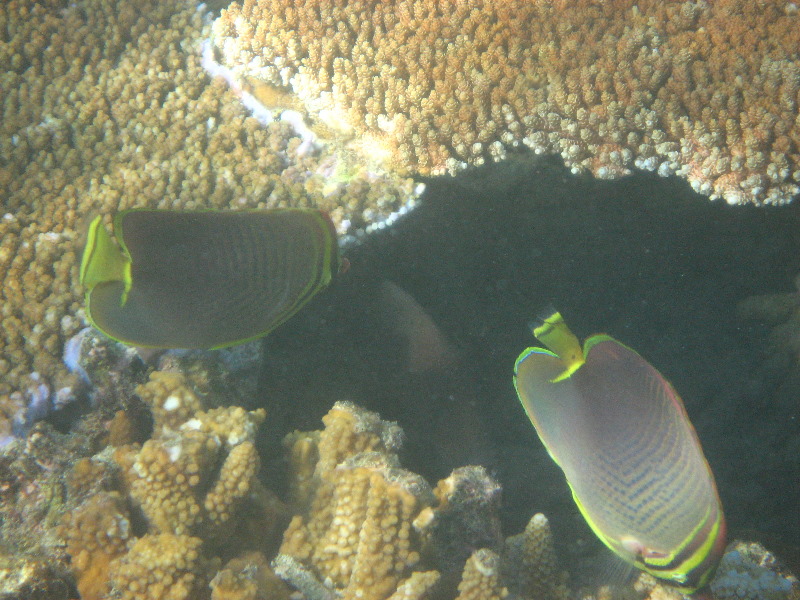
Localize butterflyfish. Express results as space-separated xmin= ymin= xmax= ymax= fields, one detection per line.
xmin=513 ymin=310 xmax=726 ymax=593
xmin=79 ymin=208 xmax=340 ymax=349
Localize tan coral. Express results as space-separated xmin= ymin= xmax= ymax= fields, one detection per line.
xmin=502 ymin=512 xmax=571 ymax=600
xmin=454 ymin=549 xmax=508 ymax=600
xmin=210 ymin=552 xmax=291 ymax=600
xmin=204 ymin=441 xmax=260 ymax=527
xmin=108 ymin=533 xmax=210 ymax=600
xmin=0 ymin=0 xmax=418 ymax=403
xmin=113 ymin=372 xmax=265 ymax=537
xmin=118 ymin=433 xmax=209 ymax=535
xmin=386 ymin=570 xmax=441 ymax=600
xmin=136 ymin=372 xmax=205 ymax=434
xmin=60 ymin=490 xmax=132 ymax=600
xmin=281 ymin=456 xmax=429 ymax=600
xmin=314 ymin=400 xmax=404 ymax=475
xmin=279 ymin=403 xmax=433 ymax=600
xmin=212 ymin=0 xmax=800 ymax=205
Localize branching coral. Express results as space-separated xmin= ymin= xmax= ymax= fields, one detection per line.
xmin=279 ymin=403 xmax=432 ymax=600
xmin=113 ymin=371 xmax=267 ymax=537
xmin=212 ymin=0 xmax=800 ymax=206
xmin=454 ymin=549 xmax=508 ymax=600
xmin=275 ymin=402 xmax=574 ymax=600
xmin=56 ymin=370 xmax=289 ymax=600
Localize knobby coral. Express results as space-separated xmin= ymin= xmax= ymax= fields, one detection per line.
xmin=58 ymin=370 xmax=287 ymax=600
xmin=0 ymin=0 xmax=417 ymax=405
xmin=211 ymin=0 xmax=800 ymax=205
xmin=276 ymin=402 xmax=571 ymax=600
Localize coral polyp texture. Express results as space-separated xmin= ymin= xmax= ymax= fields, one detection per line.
xmin=211 ymin=0 xmax=800 ymax=205
xmin=275 ymin=402 xmax=571 ymax=600
xmin=57 ymin=370 xmax=290 ymax=600
xmin=0 ymin=0 xmax=417 ymax=405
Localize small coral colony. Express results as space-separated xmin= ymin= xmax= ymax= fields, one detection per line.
xmin=1 ymin=0 xmax=798 ymax=599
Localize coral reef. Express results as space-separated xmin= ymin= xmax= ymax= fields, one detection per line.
xmin=2 ymin=368 xmax=799 ymax=600
xmin=54 ymin=370 xmax=288 ymax=600
xmin=0 ymin=0 xmax=418 ymax=403
xmin=113 ymin=371 xmax=269 ymax=538
xmin=274 ymin=401 xmax=570 ymax=600
xmin=0 ymin=552 xmax=74 ymax=600
xmin=710 ymin=541 xmax=800 ymax=600
xmin=211 ymin=0 xmax=800 ymax=206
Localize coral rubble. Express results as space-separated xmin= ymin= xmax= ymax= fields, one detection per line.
xmin=211 ymin=0 xmax=800 ymax=206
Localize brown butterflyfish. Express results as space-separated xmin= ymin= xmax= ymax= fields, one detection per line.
xmin=79 ymin=208 xmax=340 ymax=349
xmin=513 ymin=310 xmax=726 ymax=593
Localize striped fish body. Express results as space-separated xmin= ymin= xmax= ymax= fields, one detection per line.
xmin=80 ymin=208 xmax=339 ymax=349
xmin=514 ymin=315 xmax=725 ymax=592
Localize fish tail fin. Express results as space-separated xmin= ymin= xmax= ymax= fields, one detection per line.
xmin=531 ymin=309 xmax=585 ymax=382
xmin=79 ymin=216 xmax=132 ymax=305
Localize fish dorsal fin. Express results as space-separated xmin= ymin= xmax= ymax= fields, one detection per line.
xmin=531 ymin=310 xmax=585 ymax=382
xmin=79 ymin=216 xmax=132 ymax=305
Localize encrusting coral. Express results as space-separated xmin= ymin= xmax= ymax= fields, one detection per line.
xmin=0 ymin=0 xmax=418 ymax=406
xmin=211 ymin=0 xmax=800 ymax=205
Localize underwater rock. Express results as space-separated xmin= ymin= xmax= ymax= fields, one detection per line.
xmin=63 ymin=327 xmax=147 ymax=407
xmin=210 ymin=552 xmax=292 ymax=600
xmin=155 ymin=341 xmax=264 ymax=411
xmin=0 ymin=552 xmax=74 ymax=600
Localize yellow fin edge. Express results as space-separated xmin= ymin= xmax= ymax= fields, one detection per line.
xmin=531 ymin=310 xmax=585 ymax=382
xmin=79 ymin=215 xmax=132 ymax=306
